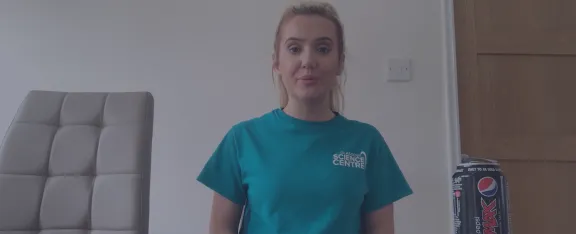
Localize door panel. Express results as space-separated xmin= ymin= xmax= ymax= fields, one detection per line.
xmin=454 ymin=0 xmax=576 ymax=233
xmin=476 ymin=55 xmax=576 ymax=162
xmin=498 ymin=161 xmax=576 ymax=234
xmin=474 ymin=0 xmax=576 ymax=54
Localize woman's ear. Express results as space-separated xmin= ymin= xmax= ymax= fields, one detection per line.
xmin=337 ymin=57 xmax=345 ymax=75
xmin=272 ymin=53 xmax=280 ymax=74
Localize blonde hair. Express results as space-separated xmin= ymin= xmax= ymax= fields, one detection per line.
xmin=273 ymin=1 xmax=346 ymax=113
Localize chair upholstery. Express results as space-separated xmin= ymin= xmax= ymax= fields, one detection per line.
xmin=0 ymin=90 xmax=153 ymax=234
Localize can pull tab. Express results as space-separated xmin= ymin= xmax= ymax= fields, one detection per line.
xmin=460 ymin=154 xmax=499 ymax=164
xmin=460 ymin=154 xmax=471 ymax=163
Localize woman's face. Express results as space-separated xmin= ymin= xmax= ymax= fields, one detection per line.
xmin=274 ymin=15 xmax=342 ymax=105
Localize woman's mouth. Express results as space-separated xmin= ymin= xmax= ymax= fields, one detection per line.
xmin=297 ymin=75 xmax=319 ymax=85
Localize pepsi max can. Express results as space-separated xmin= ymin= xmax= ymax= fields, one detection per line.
xmin=452 ymin=155 xmax=512 ymax=234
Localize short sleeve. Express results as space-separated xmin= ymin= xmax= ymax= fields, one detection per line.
xmin=196 ymin=127 xmax=246 ymax=205
xmin=361 ymin=131 xmax=413 ymax=214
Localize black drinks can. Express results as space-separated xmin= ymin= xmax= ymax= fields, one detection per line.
xmin=452 ymin=155 xmax=512 ymax=234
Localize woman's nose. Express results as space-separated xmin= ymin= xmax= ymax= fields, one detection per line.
xmin=300 ymin=51 xmax=318 ymax=69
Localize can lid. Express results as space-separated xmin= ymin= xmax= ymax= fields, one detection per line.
xmin=459 ymin=154 xmax=499 ymax=166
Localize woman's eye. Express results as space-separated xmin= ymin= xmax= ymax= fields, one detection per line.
xmin=288 ymin=46 xmax=301 ymax=53
xmin=317 ymin=46 xmax=331 ymax=54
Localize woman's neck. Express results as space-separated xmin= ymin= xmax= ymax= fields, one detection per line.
xmin=283 ymin=99 xmax=335 ymax=122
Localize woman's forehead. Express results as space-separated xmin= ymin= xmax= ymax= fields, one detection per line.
xmin=280 ymin=15 xmax=338 ymax=42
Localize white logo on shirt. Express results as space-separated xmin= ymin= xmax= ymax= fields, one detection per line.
xmin=332 ymin=151 xmax=367 ymax=170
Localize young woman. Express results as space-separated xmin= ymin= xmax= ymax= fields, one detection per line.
xmin=197 ymin=2 xmax=413 ymax=234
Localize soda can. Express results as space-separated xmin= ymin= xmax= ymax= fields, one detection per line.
xmin=452 ymin=155 xmax=512 ymax=234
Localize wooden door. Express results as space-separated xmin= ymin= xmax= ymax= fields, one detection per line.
xmin=453 ymin=0 xmax=576 ymax=233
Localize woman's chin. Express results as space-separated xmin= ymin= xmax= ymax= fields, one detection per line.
xmin=294 ymin=90 xmax=329 ymax=103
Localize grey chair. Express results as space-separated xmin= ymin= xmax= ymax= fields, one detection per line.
xmin=0 ymin=90 xmax=153 ymax=234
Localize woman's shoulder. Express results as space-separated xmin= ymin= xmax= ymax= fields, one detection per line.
xmin=339 ymin=118 xmax=392 ymax=150
xmin=227 ymin=109 xmax=277 ymax=132
xmin=341 ymin=117 xmax=383 ymax=136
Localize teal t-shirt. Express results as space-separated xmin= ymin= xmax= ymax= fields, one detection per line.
xmin=197 ymin=109 xmax=413 ymax=234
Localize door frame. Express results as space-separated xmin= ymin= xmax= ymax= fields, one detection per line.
xmin=443 ymin=0 xmax=461 ymax=173
xmin=442 ymin=1 xmax=459 ymax=233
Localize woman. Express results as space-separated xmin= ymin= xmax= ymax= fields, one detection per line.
xmin=197 ymin=2 xmax=413 ymax=234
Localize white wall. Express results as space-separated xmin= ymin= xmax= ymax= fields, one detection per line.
xmin=0 ymin=0 xmax=457 ymax=233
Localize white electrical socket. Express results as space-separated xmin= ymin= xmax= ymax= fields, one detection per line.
xmin=387 ymin=58 xmax=412 ymax=82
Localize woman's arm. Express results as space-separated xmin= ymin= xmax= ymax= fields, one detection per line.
xmin=209 ymin=192 xmax=243 ymax=234
xmin=363 ymin=203 xmax=395 ymax=234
